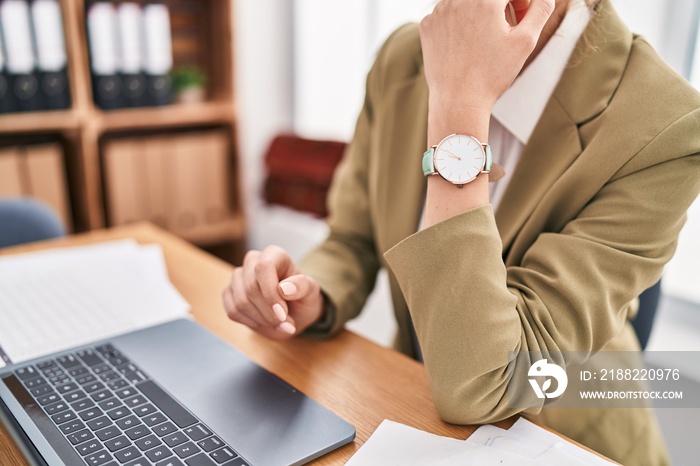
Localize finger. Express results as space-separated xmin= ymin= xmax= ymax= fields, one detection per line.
xmin=242 ymin=255 xmax=281 ymax=325
xmin=278 ymin=274 xmax=320 ymax=302
xmin=222 ymin=286 xmax=259 ymax=329
xmin=231 ymin=267 xmax=269 ymax=328
xmin=515 ymin=0 xmax=554 ymax=39
xmin=255 ymin=246 xmax=296 ymax=321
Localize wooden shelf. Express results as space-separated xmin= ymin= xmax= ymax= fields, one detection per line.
xmin=2 ymin=0 xmax=243 ymax=251
xmin=0 ymin=110 xmax=80 ymax=134
xmin=92 ymin=101 xmax=235 ymax=132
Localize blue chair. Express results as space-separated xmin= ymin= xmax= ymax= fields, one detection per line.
xmin=0 ymin=198 xmax=66 ymax=249
xmin=633 ymin=280 xmax=662 ymax=350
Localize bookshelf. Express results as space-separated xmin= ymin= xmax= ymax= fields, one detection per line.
xmin=0 ymin=0 xmax=244 ymax=250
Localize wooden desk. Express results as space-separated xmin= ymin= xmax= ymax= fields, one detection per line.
xmin=0 ymin=224 xmax=612 ymax=465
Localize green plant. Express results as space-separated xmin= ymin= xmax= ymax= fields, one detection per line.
xmin=171 ymin=65 xmax=207 ymax=92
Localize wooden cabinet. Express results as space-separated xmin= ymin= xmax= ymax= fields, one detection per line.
xmin=0 ymin=143 xmax=73 ymax=230
xmin=0 ymin=0 xmax=244 ymax=248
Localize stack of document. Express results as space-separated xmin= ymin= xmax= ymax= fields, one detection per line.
xmin=348 ymin=418 xmax=616 ymax=465
xmin=0 ymin=240 xmax=189 ymax=368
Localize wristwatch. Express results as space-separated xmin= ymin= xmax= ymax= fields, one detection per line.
xmin=422 ymin=134 xmax=492 ymax=187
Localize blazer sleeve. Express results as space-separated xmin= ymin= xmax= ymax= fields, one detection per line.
xmin=384 ymin=112 xmax=700 ymax=424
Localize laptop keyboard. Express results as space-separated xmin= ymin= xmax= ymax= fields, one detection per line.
xmin=13 ymin=344 xmax=249 ymax=466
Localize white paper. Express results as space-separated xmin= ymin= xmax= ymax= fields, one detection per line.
xmin=508 ymin=418 xmax=615 ymax=465
xmin=348 ymin=418 xmax=616 ymax=465
xmin=0 ymin=240 xmax=189 ymax=364
xmin=347 ymin=420 xmax=541 ymax=466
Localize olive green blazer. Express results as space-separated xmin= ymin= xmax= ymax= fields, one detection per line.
xmin=300 ymin=1 xmax=700 ymax=464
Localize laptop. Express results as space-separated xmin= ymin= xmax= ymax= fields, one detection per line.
xmin=0 ymin=319 xmax=356 ymax=466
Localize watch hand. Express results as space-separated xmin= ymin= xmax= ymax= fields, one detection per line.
xmin=443 ymin=149 xmax=462 ymax=160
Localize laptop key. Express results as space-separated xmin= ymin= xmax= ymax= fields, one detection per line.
xmin=197 ymin=436 xmax=223 ymax=452
xmin=125 ymin=425 xmax=151 ymax=441
xmin=224 ymin=459 xmax=249 ymax=466
xmin=116 ymin=387 xmax=138 ymax=399
xmin=184 ymin=424 xmax=212 ymax=442
xmin=99 ymin=398 xmax=123 ymax=411
xmin=107 ymin=406 xmax=130 ymax=420
xmin=56 ymin=382 xmax=79 ymax=394
xmin=71 ymin=398 xmax=96 ymax=412
xmin=104 ymin=434 xmax=131 ymax=452
xmin=116 ymin=415 xmax=141 ymax=430
xmin=76 ymin=374 xmax=97 ymax=385
xmin=36 ymin=391 xmax=60 ymax=405
xmin=108 ymin=378 xmax=129 ymax=391
xmin=87 ymin=416 xmax=112 ymax=431
xmin=163 ymin=432 xmax=188 ymax=447
xmin=137 ymin=381 xmax=197 ymax=428
xmin=114 ymin=446 xmax=142 ymax=463
xmin=67 ymin=428 xmax=95 ymax=445
xmin=93 ymin=364 xmax=112 ymax=374
xmin=146 ymin=445 xmax=173 ymax=462
xmin=76 ymin=439 xmax=103 ymax=456
xmin=124 ymin=395 xmax=147 ymax=408
xmin=156 ymin=458 xmax=185 ymax=466
xmin=44 ymin=400 xmax=69 ymax=415
xmin=153 ymin=421 xmax=178 ymax=437
xmin=134 ymin=434 xmax=162 ymax=451
xmin=92 ymin=389 xmax=112 ymax=402
xmin=77 ymin=349 xmax=104 ymax=366
xmin=64 ymin=389 xmax=88 ymax=402
xmin=57 ymin=354 xmax=81 ymax=369
xmin=124 ymin=458 xmax=149 ymax=466
xmin=85 ymin=382 xmax=106 ymax=394
xmin=133 ymin=403 xmax=157 ymax=417
xmin=15 ymin=366 xmax=37 ymax=380
xmin=184 ymin=453 xmax=216 ymax=466
xmin=96 ymin=425 xmax=121 ymax=441
xmin=209 ymin=447 xmax=237 ymax=464
xmin=69 ymin=366 xmax=89 ymax=377
xmin=23 ymin=376 xmax=46 ymax=388
xmin=37 ymin=360 xmax=55 ymax=370
xmin=31 ymin=385 xmax=52 ymax=397
xmin=143 ymin=412 xmax=167 ymax=427
xmin=79 ymin=408 xmax=102 ymax=421
xmin=51 ymin=410 xmax=77 ymax=425
xmin=100 ymin=371 xmax=123 ymax=383
xmin=173 ymin=441 xmax=198 ymax=459
xmin=59 ymin=419 xmax=85 ymax=434
xmin=85 ymin=449 xmax=113 ymax=466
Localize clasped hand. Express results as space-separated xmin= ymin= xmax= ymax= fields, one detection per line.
xmin=420 ymin=0 xmax=555 ymax=116
xmin=222 ymin=246 xmax=324 ymax=341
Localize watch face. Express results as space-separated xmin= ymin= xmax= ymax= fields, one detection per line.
xmin=434 ymin=134 xmax=485 ymax=185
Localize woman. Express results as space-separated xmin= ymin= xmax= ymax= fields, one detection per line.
xmin=223 ymin=0 xmax=700 ymax=463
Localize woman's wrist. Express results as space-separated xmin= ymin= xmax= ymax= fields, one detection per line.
xmin=427 ymin=99 xmax=492 ymax=146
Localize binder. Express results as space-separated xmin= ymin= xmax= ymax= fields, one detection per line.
xmin=30 ymin=0 xmax=70 ymax=110
xmin=24 ymin=143 xmax=72 ymax=230
xmin=117 ymin=2 xmax=146 ymax=107
xmin=0 ymin=23 xmax=18 ymax=113
xmin=0 ymin=0 xmax=43 ymax=112
xmin=142 ymin=3 xmax=172 ymax=106
xmin=86 ymin=2 xmax=124 ymax=109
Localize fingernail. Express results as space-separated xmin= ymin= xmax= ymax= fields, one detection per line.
xmin=280 ymin=281 xmax=297 ymax=296
xmin=278 ymin=322 xmax=296 ymax=335
xmin=272 ymin=303 xmax=287 ymax=322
